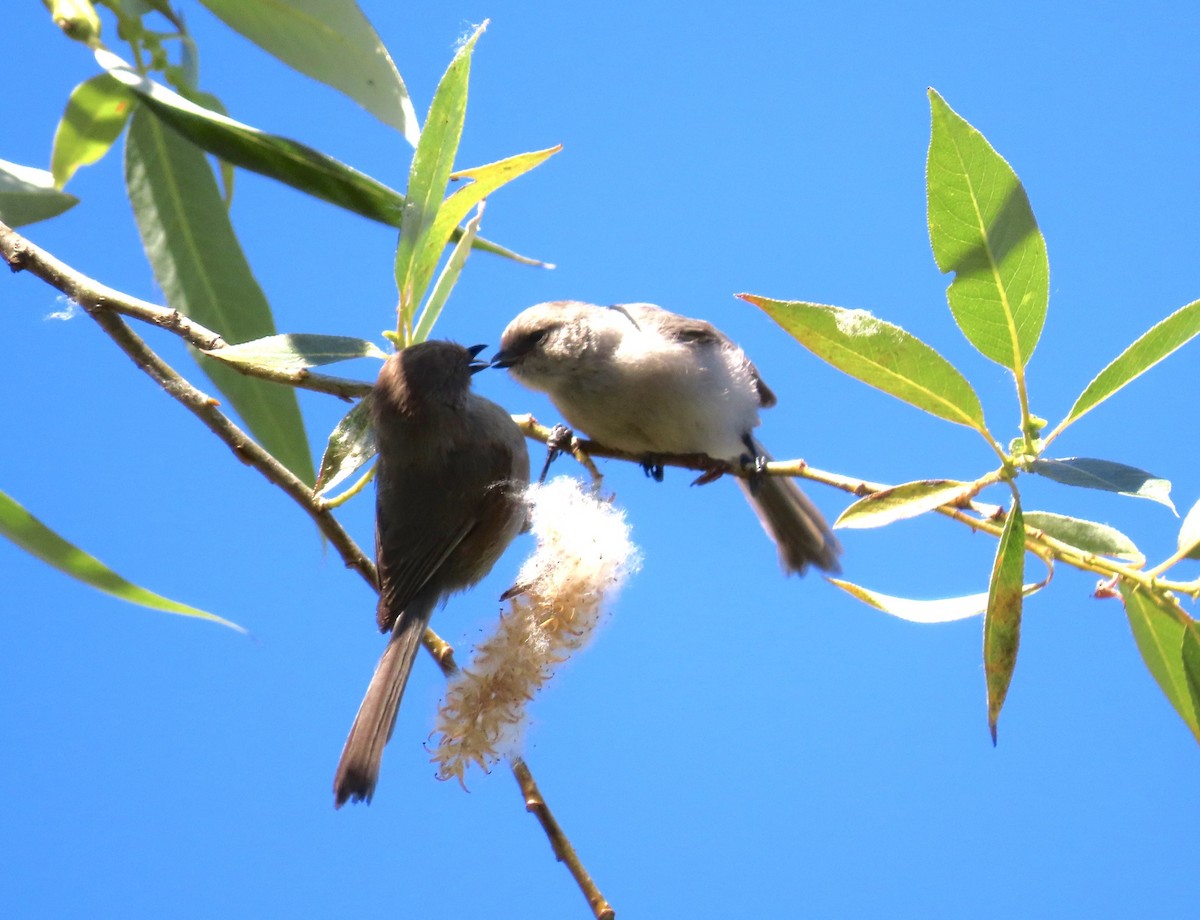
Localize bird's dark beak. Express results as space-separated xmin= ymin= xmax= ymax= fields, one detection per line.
xmin=467 ymin=343 xmax=489 ymax=374
xmin=490 ymin=348 xmax=516 ymax=369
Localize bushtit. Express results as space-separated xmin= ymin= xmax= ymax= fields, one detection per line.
xmin=333 ymin=341 xmax=530 ymax=807
xmin=493 ymin=301 xmax=839 ymax=575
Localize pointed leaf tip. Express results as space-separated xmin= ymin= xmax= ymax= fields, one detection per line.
xmin=927 ymin=91 xmax=1048 ymax=371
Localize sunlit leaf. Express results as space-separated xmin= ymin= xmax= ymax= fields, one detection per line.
xmin=96 ymin=48 xmax=540 ymax=266
xmin=206 ymin=333 xmax=387 ymax=372
xmin=316 ymin=397 xmax=377 ymax=497
xmin=741 ymin=297 xmax=987 ymax=432
xmin=984 ymin=503 xmax=1026 ymax=743
xmin=395 ymin=22 xmax=484 ymax=331
xmin=0 ymin=487 xmax=241 ymax=630
xmin=1178 ymin=498 xmax=1200 ymax=561
xmin=927 ymin=89 xmax=1048 ymax=371
xmin=1022 ymin=510 xmax=1141 ymax=560
xmin=1029 ymin=457 xmax=1174 ymax=512
xmin=125 ymin=106 xmax=315 ymax=485
xmin=412 ymin=203 xmax=484 ymax=343
xmin=51 ymin=73 xmax=134 ymax=188
xmin=830 ymin=577 xmax=1045 ymax=624
xmin=835 ymin=479 xmax=971 ymax=530
xmin=1057 ymin=299 xmax=1200 ymax=435
xmin=0 ymin=158 xmax=79 ymax=227
xmin=197 ymin=0 xmax=420 ymax=144
xmin=1120 ymin=582 xmax=1200 ymax=743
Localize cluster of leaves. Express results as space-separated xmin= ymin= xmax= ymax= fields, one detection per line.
xmin=1 ymin=1 xmax=555 ymax=624
xmin=743 ymin=90 xmax=1200 ymax=742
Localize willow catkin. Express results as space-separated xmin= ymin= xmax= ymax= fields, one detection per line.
xmin=431 ymin=477 xmax=640 ymax=785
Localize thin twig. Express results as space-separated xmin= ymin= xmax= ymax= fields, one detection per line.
xmin=511 ymin=758 xmax=615 ymax=920
xmin=0 ymin=222 xmax=370 ymax=400
xmin=2 ymin=231 xmax=377 ymax=587
xmin=513 ymin=414 xmax=1200 ymax=599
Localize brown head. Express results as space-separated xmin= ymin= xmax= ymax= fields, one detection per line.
xmin=373 ymin=341 xmax=488 ymax=419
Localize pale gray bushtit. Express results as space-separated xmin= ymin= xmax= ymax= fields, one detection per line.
xmin=333 ymin=341 xmax=530 ymax=807
xmin=493 ymin=301 xmax=840 ymax=575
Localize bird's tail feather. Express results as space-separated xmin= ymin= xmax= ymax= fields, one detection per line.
xmin=333 ymin=608 xmax=431 ymax=807
xmin=737 ymin=438 xmax=841 ymax=575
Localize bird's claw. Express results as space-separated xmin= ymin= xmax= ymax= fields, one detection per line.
xmin=538 ymin=424 xmax=575 ymax=483
xmin=641 ymin=460 xmax=665 ymax=482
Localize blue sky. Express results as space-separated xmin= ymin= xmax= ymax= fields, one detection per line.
xmin=2 ymin=2 xmax=1197 ymax=918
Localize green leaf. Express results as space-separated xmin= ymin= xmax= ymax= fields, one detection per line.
xmin=0 ymin=158 xmax=79 ymax=227
xmin=1120 ymin=583 xmax=1200 ymax=743
xmin=96 ymin=48 xmax=541 ymax=267
xmin=425 ymin=146 xmax=561 ymax=278
xmin=412 ymin=202 xmax=484 ymax=343
xmin=984 ymin=502 xmax=1026 ymax=743
xmin=1178 ymin=498 xmax=1200 ymax=561
xmin=835 ymin=479 xmax=971 ymax=530
xmin=1029 ymin=457 xmax=1174 ymax=512
xmin=125 ymin=106 xmax=315 ymax=486
xmin=51 ymin=73 xmax=135 ymax=188
xmin=927 ymin=89 xmax=1048 ymax=371
xmin=1183 ymin=625 xmax=1200 ymax=731
xmin=740 ymin=296 xmax=987 ymax=432
xmin=197 ymin=0 xmax=419 ymax=145
xmin=1022 ymin=511 xmax=1141 ymax=560
xmin=207 ymin=333 xmax=387 ymax=372
xmin=1056 ymin=299 xmax=1200 ymax=435
xmin=316 ymin=397 xmax=377 ymax=497
xmin=0 ymin=487 xmax=241 ymax=630
xmin=187 ymin=89 xmax=236 ymax=206
xmin=395 ymin=22 xmax=485 ymax=331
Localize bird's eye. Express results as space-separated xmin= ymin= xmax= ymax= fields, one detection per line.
xmin=523 ymin=327 xmax=551 ymax=349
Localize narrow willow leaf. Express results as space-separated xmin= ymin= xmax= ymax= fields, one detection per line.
xmin=835 ymin=479 xmax=971 ymax=530
xmin=1029 ymin=457 xmax=1174 ymax=512
xmin=1022 ymin=510 xmax=1141 ymax=560
xmin=829 ymin=577 xmax=1042 ymax=624
xmin=984 ymin=503 xmax=1026 ymax=743
xmin=188 ymin=89 xmax=236 ymax=206
xmin=207 ymin=334 xmax=387 ymax=372
xmin=0 ymin=158 xmax=79 ymax=227
xmin=51 ymin=73 xmax=134 ymax=188
xmin=1179 ymin=498 xmax=1200 ymax=561
xmin=0 ymin=488 xmax=242 ymax=631
xmin=395 ymin=22 xmax=484 ymax=329
xmin=422 ymin=146 xmax=562 ymax=284
xmin=412 ymin=203 xmax=484 ymax=343
xmin=927 ymin=89 xmax=1048 ymax=371
xmin=125 ymin=107 xmax=315 ymax=486
xmin=1183 ymin=625 xmax=1200 ymax=733
xmin=1120 ymin=583 xmax=1200 ymax=742
xmin=96 ymin=48 xmax=539 ymax=266
xmin=741 ymin=296 xmax=987 ymax=432
xmin=1058 ymin=299 xmax=1200 ymax=435
xmin=197 ymin=0 xmax=420 ymax=145
xmin=316 ymin=397 xmax=377 ymax=497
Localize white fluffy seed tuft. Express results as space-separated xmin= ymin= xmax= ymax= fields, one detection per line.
xmin=431 ymin=477 xmax=640 ymax=785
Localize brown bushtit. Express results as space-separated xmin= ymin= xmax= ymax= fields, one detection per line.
xmin=493 ymin=301 xmax=839 ymax=575
xmin=333 ymin=341 xmax=530 ymax=807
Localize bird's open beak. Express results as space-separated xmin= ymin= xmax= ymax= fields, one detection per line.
xmin=467 ymin=343 xmax=489 ymax=374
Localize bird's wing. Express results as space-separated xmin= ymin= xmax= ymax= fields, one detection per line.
xmin=622 ymin=303 xmax=778 ymax=409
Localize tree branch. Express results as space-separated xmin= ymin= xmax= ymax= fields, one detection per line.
xmin=1 ymin=219 xmax=614 ymax=916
